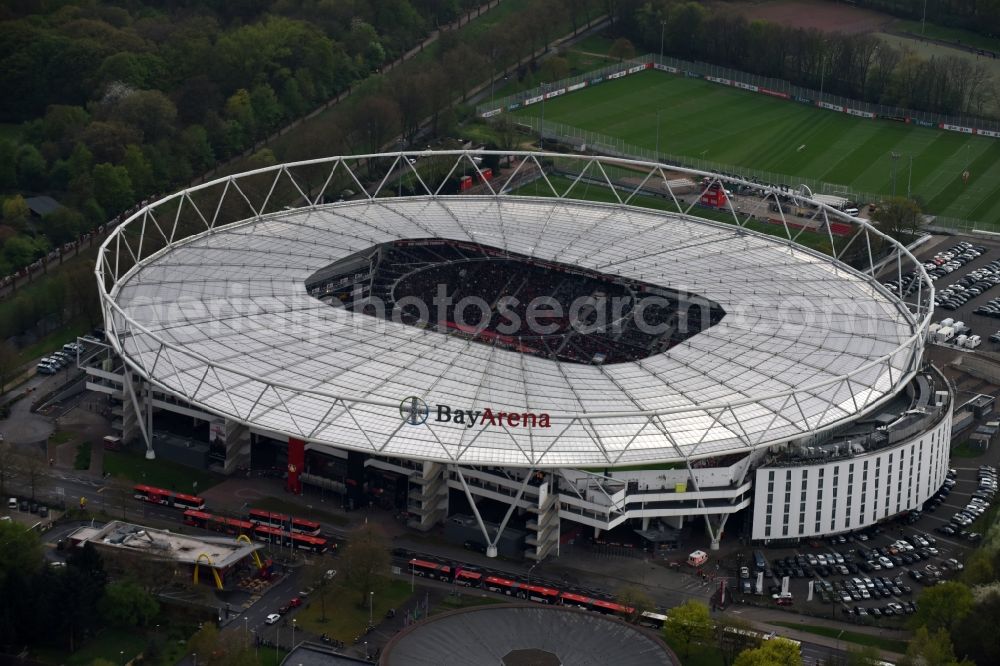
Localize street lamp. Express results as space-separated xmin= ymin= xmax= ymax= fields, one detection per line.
xmin=655 ymin=109 xmax=662 ymax=162
xmin=119 ymin=650 xmax=124 ymax=666
xmin=659 ymin=21 xmax=666 ymax=60
xmin=369 ymin=591 xmax=374 ymax=626
xmin=292 ymin=618 xmax=296 ymax=648
xmin=244 ymin=617 xmax=249 ymax=647
xmin=539 ymin=83 xmax=550 ymax=151
xmin=192 ymin=653 xmax=197 ymax=666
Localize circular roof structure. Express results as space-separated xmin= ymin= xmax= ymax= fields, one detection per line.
xmin=99 ymin=152 xmax=931 ymax=468
xmin=378 ymin=604 xmax=677 ymax=666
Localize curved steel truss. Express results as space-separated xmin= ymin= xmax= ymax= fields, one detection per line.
xmin=97 ymin=151 xmax=932 ymax=468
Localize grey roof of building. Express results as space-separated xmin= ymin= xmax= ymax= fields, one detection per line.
xmin=380 ymin=604 xmax=677 ymax=666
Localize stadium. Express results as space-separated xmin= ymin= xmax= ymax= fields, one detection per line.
xmin=84 ymin=151 xmax=950 ymax=561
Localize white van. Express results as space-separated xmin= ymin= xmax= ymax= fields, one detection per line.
xmin=955 ymin=335 xmax=968 ymax=347
xmin=687 ymin=550 xmax=709 ymax=567
xmin=8 ymin=497 xmax=17 ymax=510
xmin=843 ymin=207 xmax=860 ymax=217
xmin=965 ymin=335 xmax=982 ymax=349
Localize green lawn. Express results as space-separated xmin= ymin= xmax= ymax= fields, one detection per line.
xmin=766 ymin=621 xmax=909 ymax=653
xmin=951 ymin=440 xmax=988 ymax=458
xmin=32 ymin=627 xmax=148 ymax=666
xmin=253 ymin=495 xmax=349 ymax=527
xmin=103 ymin=448 xmax=224 ymax=493
xmin=73 ymin=440 xmax=92 ymax=471
xmin=892 ymin=19 xmax=1000 ymax=53
xmin=511 ymin=69 xmax=1000 ymax=227
xmin=50 ymin=430 xmax=73 ymax=445
xmin=662 ymin=636 xmax=724 ymax=666
xmin=296 ymin=579 xmax=414 ymax=642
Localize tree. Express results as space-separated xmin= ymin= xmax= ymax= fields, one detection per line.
xmin=0 ymin=340 xmax=18 ymax=392
xmin=662 ymin=599 xmax=712 ymax=658
xmin=91 ymin=163 xmax=134 ymax=217
xmin=0 ymin=140 xmax=16 ymax=190
xmin=910 ymin=581 xmax=973 ymax=634
xmin=99 ymin=579 xmax=159 ymax=627
xmin=951 ymin=584 xmax=1000 ymax=666
xmin=0 ymin=520 xmax=43 ymax=588
xmin=616 ymin=585 xmax=654 ymax=623
xmin=187 ymin=620 xmax=255 ymax=666
xmin=349 ymin=94 xmax=401 ymax=156
xmin=715 ymin=616 xmax=760 ymax=666
xmin=540 ymin=56 xmax=570 ymax=83
xmin=43 ymin=207 xmax=85 ymax=246
xmin=110 ymin=90 xmax=178 ymax=143
xmin=340 ymin=523 xmax=390 ymax=607
xmin=961 ymin=550 xmax=995 ymax=585
xmin=16 ymin=144 xmax=47 ymax=190
xmin=846 ymin=644 xmax=885 ymax=666
xmin=0 ymin=440 xmax=17 ymax=498
xmin=899 ymin=626 xmax=973 ymax=666
xmin=733 ymin=638 xmax=802 ymax=666
xmin=56 ymin=542 xmax=108 ymax=651
xmin=609 ymin=37 xmax=636 ymax=62
xmin=306 ymin=561 xmax=334 ymax=621
xmin=250 ymin=83 xmax=282 ymax=133
xmin=13 ymin=449 xmax=49 ymax=501
xmin=872 ymin=196 xmax=923 ymax=242
xmin=2 ymin=194 xmax=30 ymax=225
xmin=122 ymin=144 xmax=154 ymax=196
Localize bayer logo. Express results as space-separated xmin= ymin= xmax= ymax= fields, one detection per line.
xmin=400 ymin=396 xmax=430 ymax=425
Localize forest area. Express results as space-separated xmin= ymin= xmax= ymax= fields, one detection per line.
xmin=0 ymin=0 xmax=602 ymax=347
xmin=608 ymin=0 xmax=998 ymax=120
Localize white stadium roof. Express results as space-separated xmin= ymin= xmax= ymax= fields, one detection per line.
xmin=100 ymin=152 xmax=930 ymax=468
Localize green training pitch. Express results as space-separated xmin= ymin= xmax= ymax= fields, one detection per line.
xmin=512 ymin=69 xmax=1000 ymax=227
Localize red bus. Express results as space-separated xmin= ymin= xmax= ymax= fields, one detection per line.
xmin=248 ymin=508 xmax=289 ymax=529
xmin=557 ymin=592 xmax=631 ymax=616
xmin=133 ymin=484 xmax=206 ymax=510
xmin=591 ymin=598 xmax=632 ymax=616
xmin=182 ymin=510 xmax=253 ymax=536
xmin=454 ymin=569 xmax=483 ymax=587
xmin=409 ymin=559 xmax=452 ymax=581
xmin=248 ymin=509 xmax=322 ymax=536
xmin=252 ymin=525 xmax=329 ymax=554
xmin=520 ymin=583 xmax=560 ymax=604
xmin=483 ymin=575 xmax=520 ymax=596
xmin=559 ymin=592 xmax=591 ymax=609
xmin=291 ymin=516 xmax=321 ymax=536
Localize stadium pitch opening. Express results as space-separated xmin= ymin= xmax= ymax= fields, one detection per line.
xmin=306 ymin=237 xmax=726 ymax=365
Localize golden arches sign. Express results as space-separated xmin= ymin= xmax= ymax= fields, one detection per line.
xmin=193 ymin=552 xmax=223 ymax=590
xmin=236 ymin=534 xmax=264 ymax=569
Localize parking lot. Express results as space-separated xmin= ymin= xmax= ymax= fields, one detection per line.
xmin=889 ymin=234 xmax=1000 ymax=348
xmin=739 ymin=463 xmax=996 ymax=625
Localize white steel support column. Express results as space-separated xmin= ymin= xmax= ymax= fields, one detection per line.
xmin=711 ymin=457 xmax=756 ymax=549
xmin=122 ymin=371 xmax=154 ymax=459
xmin=145 ymin=382 xmax=153 ymax=453
xmin=683 ymin=459 xmax=720 ymax=549
xmin=455 ymin=467 xmax=536 ymax=558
